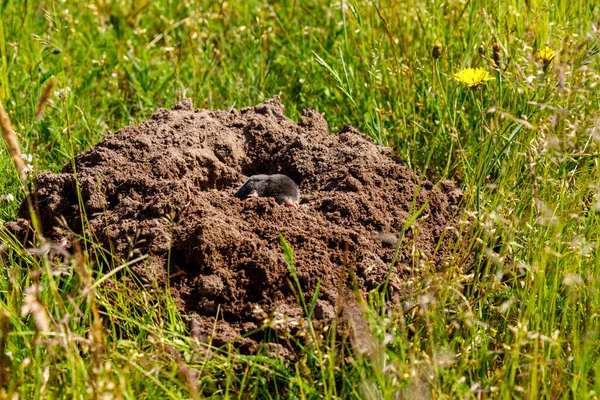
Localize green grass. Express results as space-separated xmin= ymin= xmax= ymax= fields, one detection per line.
xmin=1 ymin=0 xmax=599 ymax=397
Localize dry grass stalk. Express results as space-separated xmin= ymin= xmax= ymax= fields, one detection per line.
xmin=162 ymin=341 xmax=200 ymax=399
xmin=0 ymin=311 xmax=10 ymax=389
xmin=35 ymin=77 xmax=56 ymax=120
xmin=73 ymin=241 xmax=92 ymax=298
xmin=20 ymin=284 xmax=50 ymax=334
xmin=0 ymin=101 xmax=26 ymax=180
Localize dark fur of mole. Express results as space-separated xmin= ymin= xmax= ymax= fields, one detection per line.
xmin=234 ymin=174 xmax=300 ymax=206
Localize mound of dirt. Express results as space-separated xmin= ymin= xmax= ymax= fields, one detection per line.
xmin=6 ymin=97 xmax=462 ymax=351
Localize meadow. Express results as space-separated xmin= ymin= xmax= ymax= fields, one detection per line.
xmin=0 ymin=0 xmax=599 ymax=398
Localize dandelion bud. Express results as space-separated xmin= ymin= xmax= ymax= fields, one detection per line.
xmin=432 ymin=42 xmax=443 ymax=60
xmin=492 ymin=42 xmax=502 ymax=67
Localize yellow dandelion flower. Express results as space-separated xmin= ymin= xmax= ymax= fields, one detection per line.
xmin=454 ymin=68 xmax=493 ymax=88
xmin=539 ymin=46 xmax=556 ymax=64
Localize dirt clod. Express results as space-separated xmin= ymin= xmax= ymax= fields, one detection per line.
xmin=6 ymin=97 xmax=462 ymax=349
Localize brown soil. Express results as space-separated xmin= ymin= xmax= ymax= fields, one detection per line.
xmin=6 ymin=97 xmax=462 ymax=351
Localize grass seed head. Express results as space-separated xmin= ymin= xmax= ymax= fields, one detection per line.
xmin=0 ymin=102 xmax=26 ymax=180
xmin=35 ymin=77 xmax=57 ymax=120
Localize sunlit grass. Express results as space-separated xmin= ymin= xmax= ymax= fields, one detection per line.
xmin=0 ymin=0 xmax=599 ymax=398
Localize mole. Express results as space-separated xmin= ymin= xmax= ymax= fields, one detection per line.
xmin=234 ymin=174 xmax=300 ymax=207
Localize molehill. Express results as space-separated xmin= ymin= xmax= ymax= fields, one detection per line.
xmin=5 ymin=97 xmax=463 ymax=351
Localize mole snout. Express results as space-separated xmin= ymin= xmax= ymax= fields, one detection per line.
xmin=234 ymin=174 xmax=300 ymax=207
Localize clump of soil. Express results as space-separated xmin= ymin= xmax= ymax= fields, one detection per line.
xmin=6 ymin=97 xmax=462 ymax=350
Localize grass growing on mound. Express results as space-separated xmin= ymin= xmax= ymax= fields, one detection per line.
xmin=0 ymin=0 xmax=599 ymax=398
